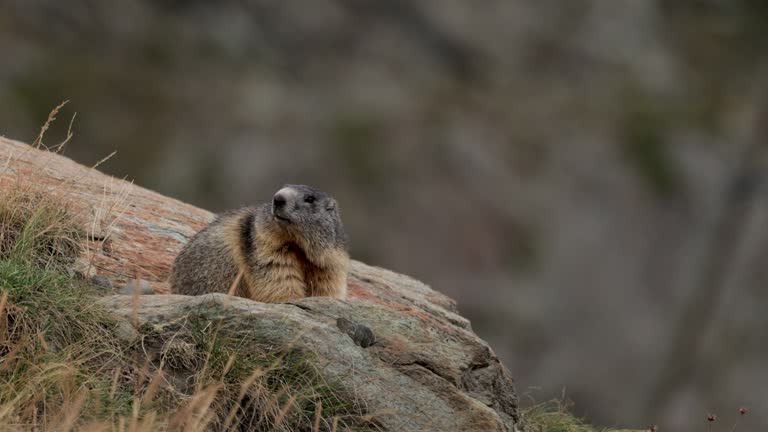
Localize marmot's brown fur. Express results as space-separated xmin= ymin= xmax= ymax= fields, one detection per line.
xmin=169 ymin=185 xmax=349 ymax=302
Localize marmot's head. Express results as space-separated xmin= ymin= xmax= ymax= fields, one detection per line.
xmin=271 ymin=184 xmax=348 ymax=254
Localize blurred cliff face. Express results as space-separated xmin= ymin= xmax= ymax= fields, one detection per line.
xmin=2 ymin=0 xmax=768 ymax=430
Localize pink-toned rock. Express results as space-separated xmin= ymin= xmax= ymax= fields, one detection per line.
xmin=0 ymin=137 xmax=519 ymax=431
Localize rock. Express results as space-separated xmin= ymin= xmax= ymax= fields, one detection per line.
xmin=112 ymin=319 xmax=138 ymax=343
xmin=90 ymin=274 xmax=113 ymax=291
xmin=71 ymin=257 xmax=97 ymax=279
xmin=101 ymin=290 xmax=518 ymax=431
xmin=336 ymin=317 xmax=376 ymax=348
xmin=118 ymin=278 xmax=155 ymax=295
xmin=0 ymin=137 xmax=519 ymax=431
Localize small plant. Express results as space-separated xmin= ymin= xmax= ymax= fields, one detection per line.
xmin=703 ymin=407 xmax=748 ymax=432
xmin=521 ymin=399 xmax=599 ymax=432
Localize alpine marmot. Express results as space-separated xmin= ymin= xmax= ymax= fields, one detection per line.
xmin=168 ymin=184 xmax=349 ymax=302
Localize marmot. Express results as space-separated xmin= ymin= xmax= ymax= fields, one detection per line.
xmin=169 ymin=185 xmax=349 ymax=302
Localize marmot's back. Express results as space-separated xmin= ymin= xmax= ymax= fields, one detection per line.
xmin=169 ymin=210 xmax=248 ymax=297
xmin=169 ymin=185 xmax=349 ymax=302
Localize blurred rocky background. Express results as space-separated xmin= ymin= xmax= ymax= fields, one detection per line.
xmin=1 ymin=0 xmax=767 ymax=430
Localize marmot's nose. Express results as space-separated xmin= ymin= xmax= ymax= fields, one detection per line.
xmin=273 ymin=193 xmax=287 ymax=208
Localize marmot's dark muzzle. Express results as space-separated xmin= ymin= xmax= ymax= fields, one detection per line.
xmin=272 ymin=190 xmax=292 ymax=222
xmin=273 ymin=194 xmax=286 ymax=209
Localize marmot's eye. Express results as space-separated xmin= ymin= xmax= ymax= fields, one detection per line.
xmin=304 ymin=195 xmax=316 ymax=204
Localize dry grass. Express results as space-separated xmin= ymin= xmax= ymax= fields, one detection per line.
xmin=522 ymin=399 xmax=667 ymax=432
xmin=521 ymin=400 xmax=604 ymax=432
xmin=0 ymin=189 xmax=128 ymax=431
xmin=0 ymin=190 xmax=84 ymax=271
xmin=0 ymin=105 xmax=373 ymax=431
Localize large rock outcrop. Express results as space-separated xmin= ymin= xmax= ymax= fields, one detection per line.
xmin=0 ymin=137 xmax=519 ymax=431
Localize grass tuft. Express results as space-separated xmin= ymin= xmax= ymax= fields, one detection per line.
xmin=522 ymin=400 xmax=601 ymax=432
xmin=0 ymin=190 xmax=84 ymax=272
xmin=0 ymin=187 xmax=129 ymax=429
